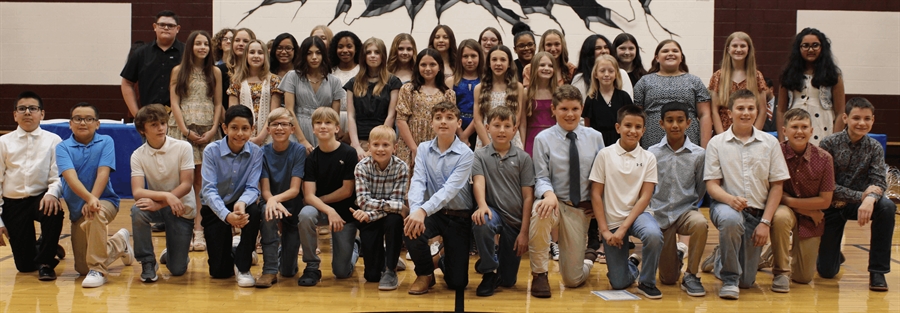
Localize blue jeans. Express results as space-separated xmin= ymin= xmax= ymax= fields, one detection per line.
xmin=709 ymin=201 xmax=762 ymax=288
xmin=818 ymin=196 xmax=896 ymax=278
xmin=297 ymin=205 xmax=359 ymax=278
xmin=260 ymin=204 xmax=302 ymax=276
xmin=603 ymin=212 xmax=663 ymax=289
xmin=131 ymin=205 xmax=193 ymax=276
xmin=472 ymin=206 xmax=522 ymax=287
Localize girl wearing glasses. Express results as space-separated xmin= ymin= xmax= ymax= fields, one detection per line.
xmin=776 ymin=28 xmax=845 ymax=145
xmin=511 ymin=23 xmax=535 ymax=83
xmin=169 ymin=30 xmax=224 ymax=252
xmin=228 ymin=39 xmax=284 ymax=146
xmin=217 ymin=28 xmax=256 ymax=113
xmin=709 ymin=31 xmax=769 ymax=134
xmin=270 ymin=33 xmax=300 ymax=79
xmin=345 ymin=37 xmax=402 ymax=160
xmin=212 ymin=28 xmax=233 ymax=66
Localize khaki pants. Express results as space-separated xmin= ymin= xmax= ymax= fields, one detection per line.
xmin=71 ymin=200 xmax=127 ymax=276
xmin=770 ymin=205 xmax=795 ymax=277
xmin=658 ymin=210 xmax=708 ymax=285
xmin=529 ymin=200 xmax=591 ymax=287
xmin=790 ymin=216 xmax=821 ymax=284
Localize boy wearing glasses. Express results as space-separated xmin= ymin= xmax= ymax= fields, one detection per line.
xmin=256 ymin=108 xmax=307 ymax=288
xmin=0 ymin=91 xmax=65 ymax=281
xmin=56 ymin=102 xmax=134 ymax=288
xmin=121 ymin=10 xmax=183 ymax=117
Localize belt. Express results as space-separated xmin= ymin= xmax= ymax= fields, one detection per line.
xmin=562 ymin=200 xmax=592 ymax=210
xmin=440 ymin=209 xmax=472 ymax=218
xmin=744 ymin=207 xmax=764 ymax=218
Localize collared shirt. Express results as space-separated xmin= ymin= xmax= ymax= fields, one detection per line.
xmin=57 ymin=134 xmax=120 ymax=222
xmin=120 ymin=40 xmax=185 ymax=106
xmin=589 ymin=140 xmax=658 ymax=229
xmin=201 ymin=137 xmax=263 ymax=222
xmin=0 ymin=126 xmax=62 ymax=227
xmin=819 ymin=130 xmax=887 ymax=205
xmin=648 ymin=136 xmax=706 ymax=229
xmin=473 ymin=143 xmax=535 ymax=229
xmin=704 ymin=127 xmax=790 ymax=209
xmin=132 ymin=136 xmax=197 ymax=219
xmin=409 ymin=137 xmax=475 ymax=216
xmin=781 ymin=142 xmax=834 ymax=237
xmin=355 ymin=155 xmax=408 ymax=222
xmin=533 ymin=125 xmax=605 ymax=203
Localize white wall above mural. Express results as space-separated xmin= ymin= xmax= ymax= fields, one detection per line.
xmin=214 ymin=0 xmax=714 ymax=82
xmin=0 ymin=2 xmax=131 ymax=85
xmin=797 ymin=10 xmax=900 ymax=96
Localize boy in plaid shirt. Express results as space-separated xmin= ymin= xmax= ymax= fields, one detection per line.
xmin=353 ymin=125 xmax=409 ymax=291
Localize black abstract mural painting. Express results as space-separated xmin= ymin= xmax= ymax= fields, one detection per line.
xmin=237 ymin=0 xmax=676 ymax=36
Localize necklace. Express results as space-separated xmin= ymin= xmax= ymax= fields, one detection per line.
xmin=307 ymin=74 xmax=322 ymax=84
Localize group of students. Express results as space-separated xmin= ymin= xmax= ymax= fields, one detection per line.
xmin=0 ymin=9 xmax=894 ymax=301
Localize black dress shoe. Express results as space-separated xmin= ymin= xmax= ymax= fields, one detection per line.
xmin=476 ymin=272 xmax=500 ymax=297
xmin=870 ymin=273 xmax=888 ymax=291
xmin=38 ymin=266 xmax=57 ymax=281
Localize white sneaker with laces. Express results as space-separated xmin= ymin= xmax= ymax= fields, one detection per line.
xmin=117 ymin=228 xmax=134 ymax=266
xmin=235 ymin=266 xmax=255 ymax=287
xmin=82 ymin=270 xmax=107 ymax=288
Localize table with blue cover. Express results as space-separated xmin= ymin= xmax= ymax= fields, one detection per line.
xmin=42 ymin=122 xmax=142 ymax=198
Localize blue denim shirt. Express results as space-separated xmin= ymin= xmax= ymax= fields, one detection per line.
xmin=408 ymin=137 xmax=474 ymax=216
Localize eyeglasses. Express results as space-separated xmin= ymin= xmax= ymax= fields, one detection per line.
xmin=15 ymin=106 xmax=40 ymax=113
xmin=800 ymin=43 xmax=821 ymax=51
xmin=276 ymin=46 xmax=294 ymax=52
xmin=269 ymin=122 xmax=293 ymax=129
xmin=222 ymin=37 xmax=233 ymax=43
xmin=515 ymin=42 xmax=535 ymax=50
xmin=72 ymin=116 xmax=97 ymax=124
xmin=155 ymin=23 xmax=178 ymax=30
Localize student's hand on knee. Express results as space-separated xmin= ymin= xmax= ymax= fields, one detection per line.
xmin=536 ymin=197 xmax=558 ymax=219
xmin=514 ymin=232 xmax=529 ymax=256
xmin=805 ymin=210 xmax=825 ymax=226
xmin=401 ymin=205 xmax=410 ymax=219
xmin=165 ymin=193 xmax=185 ymax=216
xmin=752 ymin=224 xmax=769 ymax=246
xmin=234 ymin=202 xmax=247 ymax=215
xmin=135 ymin=198 xmax=160 ymax=212
xmin=858 ymin=198 xmax=875 ymax=226
xmin=39 ymin=195 xmax=60 ymax=216
xmin=326 ymin=210 xmax=346 ymax=232
xmin=862 ymin=186 xmax=882 ymax=201
xmin=0 ymin=227 xmax=8 ymax=246
xmin=265 ymin=200 xmax=291 ymax=221
xmin=471 ymin=206 xmax=492 ymax=226
xmin=349 ymin=208 xmax=370 ymax=223
xmin=404 ymin=209 xmax=426 ymax=239
xmin=226 ymin=212 xmax=249 ymax=228
xmin=728 ymin=195 xmax=748 ymax=211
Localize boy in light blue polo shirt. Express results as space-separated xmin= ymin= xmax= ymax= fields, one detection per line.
xmin=57 ymin=102 xmax=133 ymax=288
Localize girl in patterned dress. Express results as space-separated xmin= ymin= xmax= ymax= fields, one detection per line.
xmin=709 ymin=31 xmax=769 ymax=134
xmin=168 ymin=30 xmax=224 ymax=252
xmin=395 ymin=48 xmax=456 ymax=170
xmin=228 ymin=39 xmax=283 ymax=146
xmin=474 ymin=45 xmax=525 ymax=149
xmin=446 ymin=39 xmax=483 ymax=148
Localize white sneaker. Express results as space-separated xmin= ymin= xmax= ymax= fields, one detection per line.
xmin=192 ymin=229 xmax=207 ymax=251
xmin=676 ymin=242 xmax=688 ymax=259
xmin=159 ymin=249 xmax=168 ymax=265
xmin=550 ymin=242 xmax=560 ymax=261
xmin=117 ymin=229 xmax=135 ymax=266
xmin=396 ymin=257 xmax=407 ymax=271
xmin=405 ymin=252 xmax=412 ymax=260
xmin=251 ymin=251 xmax=259 ymax=265
xmin=82 ymin=270 xmax=107 ymax=288
xmin=236 ymin=271 xmax=255 ymax=287
xmin=430 ymin=241 xmax=441 ymax=256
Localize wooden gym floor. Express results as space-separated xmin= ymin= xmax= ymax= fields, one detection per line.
xmin=1 ymin=200 xmax=898 ymax=313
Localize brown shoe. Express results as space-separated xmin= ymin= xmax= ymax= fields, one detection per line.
xmin=255 ymin=273 xmax=277 ymax=288
xmin=408 ymin=275 xmax=435 ymax=295
xmin=531 ymin=272 xmax=551 ymax=298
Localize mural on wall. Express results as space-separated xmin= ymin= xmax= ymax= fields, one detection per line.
xmin=237 ymin=0 xmax=675 ymax=37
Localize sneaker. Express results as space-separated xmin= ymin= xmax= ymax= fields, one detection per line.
xmin=701 ymin=245 xmax=718 ymax=273
xmin=476 ymin=272 xmax=500 ymax=297
xmin=758 ymin=243 xmax=773 ymax=270
xmin=429 ymin=241 xmax=441 ymax=256
xmin=82 ymin=270 xmax=107 ymax=288
xmin=637 ymin=283 xmax=662 ymax=299
xmin=405 ymin=251 xmax=412 ymax=260
xmin=378 ymin=270 xmax=399 ymax=291
xmin=676 ymin=242 xmax=688 ymax=259
xmin=251 ymin=251 xmax=259 ymax=266
xmin=151 ymin=223 xmax=165 ymax=232
xmin=549 ymin=242 xmax=560 ymax=261
xmin=298 ymin=268 xmax=322 ymax=286
xmin=629 ymin=253 xmax=641 ymax=267
xmin=680 ymin=273 xmax=706 ymax=297
xmin=771 ymin=274 xmax=790 ymax=293
xmin=597 ymin=251 xmax=607 ymax=264
xmin=38 ymin=265 xmax=56 ymax=281
xmin=718 ymin=284 xmax=739 ymax=300
xmin=159 ymin=249 xmax=168 ymax=265
xmin=192 ymin=230 xmax=207 ymax=252
xmin=141 ymin=262 xmax=159 ymax=282
xmin=117 ymin=229 xmax=134 ymax=266
xmin=235 ymin=266 xmax=255 ymax=287
xmin=396 ymin=257 xmax=407 ymax=271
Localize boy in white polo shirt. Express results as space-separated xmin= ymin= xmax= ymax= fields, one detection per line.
xmin=590 ymin=105 xmax=662 ymax=299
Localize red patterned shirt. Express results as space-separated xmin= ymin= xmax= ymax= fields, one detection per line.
xmin=781 ymin=142 xmax=835 ymax=238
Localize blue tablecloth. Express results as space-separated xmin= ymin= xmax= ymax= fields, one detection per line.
xmin=42 ymin=123 xmax=142 ymax=198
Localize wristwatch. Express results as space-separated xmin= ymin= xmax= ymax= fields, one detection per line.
xmin=760 ymin=218 xmax=772 ymax=227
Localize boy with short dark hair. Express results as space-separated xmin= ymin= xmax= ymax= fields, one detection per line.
xmin=256 ymin=108 xmax=306 ymax=288
xmin=778 ymin=108 xmax=834 ymax=289
xmin=353 ymin=125 xmax=409 ymax=291
xmin=648 ymin=102 xmax=708 ymax=297
xmin=130 ymin=104 xmax=197 ymax=283
xmin=296 ymin=107 xmax=361 ymax=286
xmin=404 ymin=101 xmax=475 ymax=295
xmin=471 ymin=106 xmax=535 ymax=297
xmin=591 ymin=105 xmax=663 ymax=299
xmin=201 ymin=105 xmax=263 ymax=287
xmin=0 ymin=91 xmax=64 ymax=281
xmin=57 ymin=102 xmax=133 ymax=288
xmin=705 ymin=89 xmax=790 ymax=300
xmin=818 ymin=97 xmax=895 ymax=291
xmin=529 ymin=85 xmax=605 ymax=298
